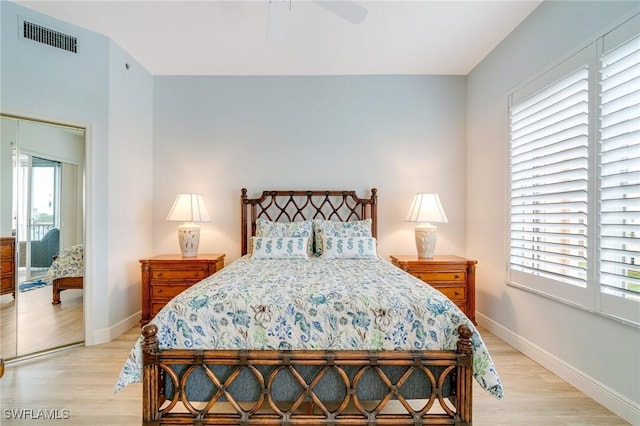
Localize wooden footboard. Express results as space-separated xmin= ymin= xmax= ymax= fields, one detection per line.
xmin=51 ymin=276 xmax=83 ymax=304
xmin=141 ymin=324 xmax=474 ymax=425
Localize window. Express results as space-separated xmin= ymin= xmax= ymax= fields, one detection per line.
xmin=508 ymin=15 xmax=639 ymax=326
xmin=599 ymin=35 xmax=640 ymax=302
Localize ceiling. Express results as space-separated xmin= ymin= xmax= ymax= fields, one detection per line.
xmin=16 ymin=0 xmax=543 ymax=76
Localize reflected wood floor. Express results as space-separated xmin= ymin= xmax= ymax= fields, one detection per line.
xmin=1 ymin=284 xmax=83 ymax=358
xmin=0 ymin=326 xmax=630 ymax=425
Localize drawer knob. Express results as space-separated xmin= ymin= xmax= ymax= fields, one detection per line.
xmin=454 ymin=291 xmax=461 ymax=296
xmin=454 ymin=274 xmax=460 ymax=279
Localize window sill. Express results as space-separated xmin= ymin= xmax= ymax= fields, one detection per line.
xmin=506 ymin=280 xmax=640 ymax=329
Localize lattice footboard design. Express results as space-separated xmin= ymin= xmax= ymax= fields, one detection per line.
xmin=142 ymin=324 xmax=473 ymax=425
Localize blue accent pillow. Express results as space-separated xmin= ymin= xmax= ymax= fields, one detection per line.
xmin=251 ymin=237 xmax=310 ymax=259
xmin=256 ymin=218 xmax=313 ymax=255
xmin=313 ymin=219 xmax=372 ymax=256
xmin=321 ymin=236 xmax=377 ymax=259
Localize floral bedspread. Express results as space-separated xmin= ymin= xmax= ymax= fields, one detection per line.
xmin=43 ymin=244 xmax=83 ymax=283
xmin=115 ymin=257 xmax=503 ymax=398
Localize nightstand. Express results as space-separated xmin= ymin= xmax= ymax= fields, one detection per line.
xmin=140 ymin=254 xmax=225 ymax=325
xmin=1 ymin=237 xmax=16 ymax=298
xmin=390 ymin=255 xmax=477 ymax=324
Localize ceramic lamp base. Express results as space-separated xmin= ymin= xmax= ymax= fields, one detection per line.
xmin=177 ymin=223 xmax=201 ymax=258
xmin=415 ymin=223 xmax=438 ymax=258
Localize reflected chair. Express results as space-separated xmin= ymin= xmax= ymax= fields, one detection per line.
xmin=30 ymin=228 xmax=60 ymax=268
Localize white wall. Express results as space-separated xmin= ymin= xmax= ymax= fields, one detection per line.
xmin=152 ymin=75 xmax=468 ymax=263
xmin=106 ymin=42 xmax=154 ymax=331
xmin=466 ymin=1 xmax=640 ymax=423
xmin=0 ymin=1 xmax=154 ymax=344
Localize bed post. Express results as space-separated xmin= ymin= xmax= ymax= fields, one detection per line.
xmin=241 ymin=188 xmax=248 ymax=256
xmin=142 ymin=324 xmax=160 ymax=425
xmin=370 ymin=188 xmax=378 ymax=238
xmin=456 ymin=324 xmax=474 ymax=425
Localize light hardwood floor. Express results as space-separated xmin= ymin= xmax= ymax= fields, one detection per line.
xmin=0 ymin=326 xmax=630 ymax=425
xmin=1 ymin=283 xmax=83 ymax=358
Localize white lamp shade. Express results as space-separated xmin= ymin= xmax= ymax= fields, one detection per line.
xmin=405 ymin=193 xmax=448 ymax=224
xmin=166 ymin=193 xmax=210 ymax=223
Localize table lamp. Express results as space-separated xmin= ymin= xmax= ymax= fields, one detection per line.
xmin=405 ymin=193 xmax=448 ymax=258
xmin=166 ymin=193 xmax=210 ymax=257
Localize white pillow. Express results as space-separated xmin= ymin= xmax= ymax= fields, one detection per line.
xmin=313 ymin=218 xmax=372 ymax=256
xmin=251 ymin=237 xmax=310 ymax=259
xmin=321 ymin=236 xmax=378 ymax=259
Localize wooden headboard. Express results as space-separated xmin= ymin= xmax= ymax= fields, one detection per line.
xmin=241 ymin=188 xmax=377 ymax=255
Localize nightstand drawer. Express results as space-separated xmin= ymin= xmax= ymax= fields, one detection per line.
xmin=434 ymin=285 xmax=466 ymax=301
xmin=151 ymin=285 xmax=191 ymax=298
xmin=452 ymin=301 xmax=467 ymax=313
xmin=1 ymin=259 xmax=14 ymax=274
xmin=413 ymin=271 xmax=466 ymax=282
xmin=151 ymin=269 xmax=208 ymax=281
xmin=152 ymin=302 xmax=169 ymax=316
xmin=0 ymin=244 xmax=13 ymax=258
xmin=140 ymin=254 xmax=225 ymax=326
xmin=1 ymin=276 xmax=13 ymax=292
xmin=1 ymin=237 xmax=16 ymax=297
xmin=390 ymin=255 xmax=477 ymax=324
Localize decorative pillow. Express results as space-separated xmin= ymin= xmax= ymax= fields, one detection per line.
xmin=256 ymin=218 xmax=313 ymax=255
xmin=321 ymin=236 xmax=378 ymax=259
xmin=251 ymin=237 xmax=310 ymax=259
xmin=313 ymin=218 xmax=372 ymax=256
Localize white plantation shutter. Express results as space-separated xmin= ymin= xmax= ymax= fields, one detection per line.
xmin=599 ymin=34 xmax=640 ymax=301
xmin=508 ymin=15 xmax=640 ymax=325
xmin=510 ymin=66 xmax=589 ymax=287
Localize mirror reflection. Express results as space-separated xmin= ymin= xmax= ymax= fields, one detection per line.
xmin=1 ymin=116 xmax=85 ymax=359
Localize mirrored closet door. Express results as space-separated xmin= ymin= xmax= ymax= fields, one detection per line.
xmin=1 ymin=116 xmax=85 ymax=359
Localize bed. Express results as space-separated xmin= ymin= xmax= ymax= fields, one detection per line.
xmin=44 ymin=244 xmax=84 ymax=305
xmin=116 ymin=188 xmax=503 ymax=425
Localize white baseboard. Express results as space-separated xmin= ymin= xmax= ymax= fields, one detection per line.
xmin=89 ymin=311 xmax=140 ymax=345
xmin=477 ymin=312 xmax=640 ymax=425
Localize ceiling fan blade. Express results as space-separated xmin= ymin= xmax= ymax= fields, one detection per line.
xmin=312 ymin=1 xmax=368 ymax=25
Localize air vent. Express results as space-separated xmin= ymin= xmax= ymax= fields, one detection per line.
xmin=22 ymin=20 xmax=77 ymax=53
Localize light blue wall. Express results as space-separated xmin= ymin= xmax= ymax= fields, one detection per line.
xmin=467 ymin=1 xmax=640 ymax=422
xmin=152 ymin=75 xmax=468 ymax=261
xmin=107 ymin=41 xmax=154 ymax=328
xmin=0 ymin=1 xmax=154 ymax=342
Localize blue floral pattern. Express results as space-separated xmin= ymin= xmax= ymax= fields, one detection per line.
xmin=115 ymin=257 xmax=503 ymax=399
xmin=43 ymin=244 xmax=83 ymax=283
